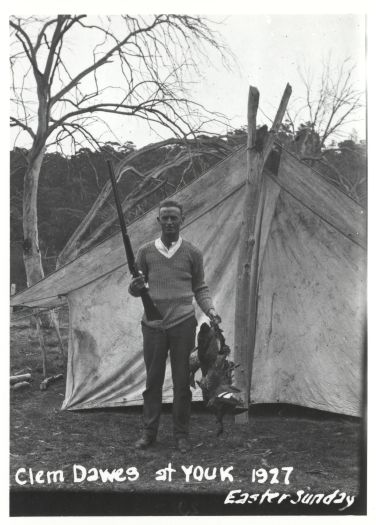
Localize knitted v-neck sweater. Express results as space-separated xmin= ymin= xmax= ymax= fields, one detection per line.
xmin=130 ymin=239 xmax=214 ymax=328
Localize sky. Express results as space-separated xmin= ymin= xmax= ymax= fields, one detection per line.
xmin=195 ymin=14 xmax=366 ymax=138
xmin=9 ymin=13 xmax=366 ymax=151
xmin=108 ymin=13 xmax=367 ymax=147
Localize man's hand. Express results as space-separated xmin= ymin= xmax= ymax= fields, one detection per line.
xmin=129 ymin=271 xmax=146 ymax=296
xmin=208 ymin=308 xmax=221 ymax=325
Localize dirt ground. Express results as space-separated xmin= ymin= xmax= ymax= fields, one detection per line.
xmin=9 ymin=308 xmax=365 ymax=515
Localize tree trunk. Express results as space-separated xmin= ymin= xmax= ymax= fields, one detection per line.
xmin=22 ymin=146 xmax=45 ymax=287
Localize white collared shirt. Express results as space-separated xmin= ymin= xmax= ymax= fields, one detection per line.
xmin=155 ymin=236 xmax=182 ymax=259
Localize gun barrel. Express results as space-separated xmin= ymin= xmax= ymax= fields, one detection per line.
xmin=107 ymin=160 xmax=163 ymax=321
xmin=106 ymin=160 xmax=137 ymax=276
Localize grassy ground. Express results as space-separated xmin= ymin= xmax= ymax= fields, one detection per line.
xmin=10 ymin=308 xmax=364 ymax=511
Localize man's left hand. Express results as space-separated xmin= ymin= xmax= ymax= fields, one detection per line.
xmin=208 ymin=308 xmax=221 ymax=325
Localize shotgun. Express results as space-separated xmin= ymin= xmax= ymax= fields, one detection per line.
xmin=106 ymin=160 xmax=163 ymax=321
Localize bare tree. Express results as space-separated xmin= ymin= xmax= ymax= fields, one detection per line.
xmin=10 ymin=15 xmax=231 ymax=286
xmin=286 ymin=56 xmax=364 ymax=151
xmin=277 ymin=56 xmax=365 ymax=203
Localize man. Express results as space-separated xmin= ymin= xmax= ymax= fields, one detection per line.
xmin=128 ymin=199 xmax=220 ymax=452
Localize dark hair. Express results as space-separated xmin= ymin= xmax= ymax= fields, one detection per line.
xmin=159 ymin=199 xmax=183 ymax=215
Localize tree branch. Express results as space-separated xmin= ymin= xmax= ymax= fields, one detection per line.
xmin=10 ymin=116 xmax=36 ymax=138
xmin=49 ymin=16 xmax=166 ymax=106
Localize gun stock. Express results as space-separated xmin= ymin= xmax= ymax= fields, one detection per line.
xmin=107 ymin=160 xmax=163 ymax=321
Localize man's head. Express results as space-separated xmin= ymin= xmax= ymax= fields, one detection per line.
xmin=157 ymin=199 xmax=184 ymax=240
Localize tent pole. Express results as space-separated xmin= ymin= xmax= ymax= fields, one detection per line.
xmin=234 ymin=84 xmax=292 ymax=424
xmin=35 ymin=312 xmax=47 ymax=379
xmin=50 ymin=308 xmax=66 ymax=359
xmin=234 ymin=86 xmax=260 ymax=423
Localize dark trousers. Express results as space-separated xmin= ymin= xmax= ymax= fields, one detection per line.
xmin=141 ymin=316 xmax=197 ymax=440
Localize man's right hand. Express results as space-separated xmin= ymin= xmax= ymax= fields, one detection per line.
xmin=129 ymin=271 xmax=146 ymax=296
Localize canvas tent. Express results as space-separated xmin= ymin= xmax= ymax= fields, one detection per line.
xmin=10 ymin=145 xmax=366 ymax=417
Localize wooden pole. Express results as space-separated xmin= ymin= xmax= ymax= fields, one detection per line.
xmin=10 ymin=284 xmax=16 ymax=313
xmin=234 ymin=84 xmax=292 ymax=423
xmin=233 ymin=86 xmax=260 ymax=422
xmin=50 ymin=308 xmax=66 ymax=359
xmin=10 ymin=373 xmax=31 ymax=385
xmin=35 ymin=313 xmax=47 ymax=378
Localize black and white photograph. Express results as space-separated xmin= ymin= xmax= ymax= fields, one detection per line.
xmin=8 ymin=4 xmax=368 ymax=518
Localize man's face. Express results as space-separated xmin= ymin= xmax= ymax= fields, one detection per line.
xmin=158 ymin=206 xmax=184 ymax=236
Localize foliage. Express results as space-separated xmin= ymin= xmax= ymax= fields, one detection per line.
xmin=275 ymin=119 xmax=366 ymax=207
xmin=316 ymin=140 xmax=366 ymax=206
xmin=10 ymin=134 xmax=241 ymax=288
xmin=11 ymin=127 xmax=366 ymax=291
